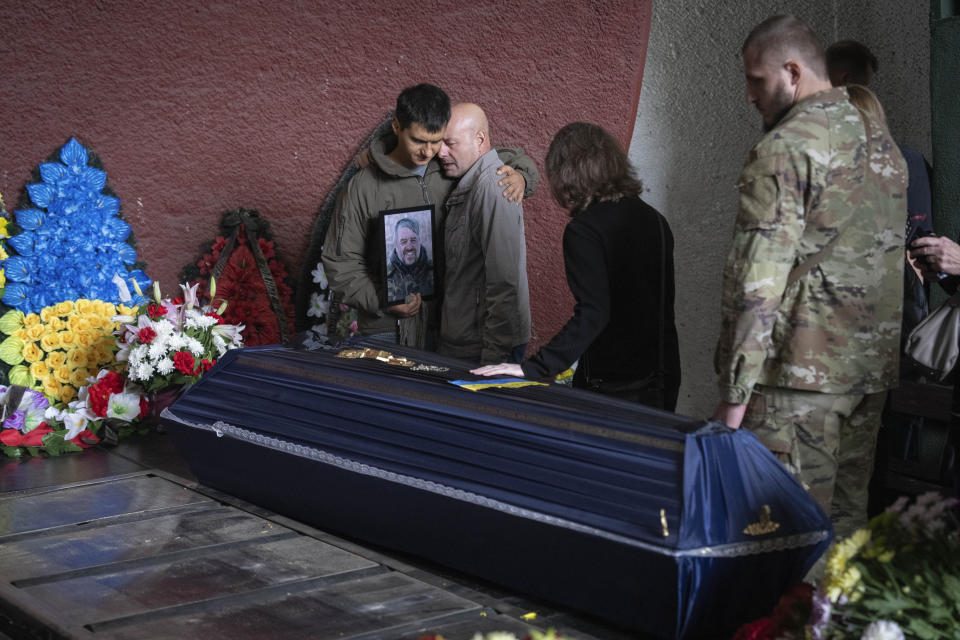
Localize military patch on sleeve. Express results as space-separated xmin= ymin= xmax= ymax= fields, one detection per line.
xmin=736 ymin=155 xmax=784 ymax=231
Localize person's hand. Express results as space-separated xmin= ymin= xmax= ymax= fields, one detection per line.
xmin=470 ymin=362 xmax=525 ymax=378
xmin=910 ymin=235 xmax=960 ymax=278
xmin=386 ymin=293 xmax=421 ymax=318
xmin=353 ymin=148 xmax=372 ymax=170
xmin=496 ymin=165 xmax=526 ymax=204
xmin=712 ymin=401 xmax=747 ymax=429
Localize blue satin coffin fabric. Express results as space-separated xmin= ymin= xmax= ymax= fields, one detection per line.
xmin=164 ymin=343 xmax=832 ymax=639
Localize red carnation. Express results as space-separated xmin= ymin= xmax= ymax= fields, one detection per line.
xmin=99 ymin=371 xmax=124 ymax=394
xmin=137 ymin=327 xmax=158 ymax=344
xmin=173 ymin=351 xmax=197 ymax=375
xmin=88 ymin=385 xmax=112 ymax=418
xmin=147 ymin=304 xmax=167 ymax=319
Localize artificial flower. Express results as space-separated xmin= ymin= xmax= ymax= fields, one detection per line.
xmin=1 ymin=138 xmax=150 ymax=314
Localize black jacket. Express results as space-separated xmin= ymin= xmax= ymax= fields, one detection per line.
xmin=521 ymin=196 xmax=681 ymax=403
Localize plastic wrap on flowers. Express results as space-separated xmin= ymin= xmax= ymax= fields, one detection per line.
xmin=1 ymin=138 xmax=150 ymax=318
xmin=179 ymin=208 xmax=294 ymax=346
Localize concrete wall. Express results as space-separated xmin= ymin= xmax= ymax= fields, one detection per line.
xmin=630 ymin=1 xmax=931 ymax=417
xmin=0 ymin=0 xmax=652 ymax=351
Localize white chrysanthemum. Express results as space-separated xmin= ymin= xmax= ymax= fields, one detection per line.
xmin=861 ymin=620 xmax=904 ymax=640
xmin=185 ymin=313 xmax=217 ymax=330
xmin=156 ymin=358 xmax=175 ymax=375
xmin=187 ymin=337 xmax=204 ymax=356
xmin=135 ymin=361 xmax=154 ymax=382
xmin=308 ymin=292 xmax=330 ymax=318
xmin=128 ymin=344 xmax=149 ymax=368
xmin=152 ymin=318 xmax=176 ymax=337
xmin=149 ymin=337 xmax=171 ymax=361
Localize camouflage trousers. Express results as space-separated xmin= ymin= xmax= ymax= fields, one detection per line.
xmin=743 ymin=385 xmax=886 ymax=540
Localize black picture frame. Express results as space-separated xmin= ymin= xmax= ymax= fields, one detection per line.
xmin=380 ymin=205 xmax=437 ymax=306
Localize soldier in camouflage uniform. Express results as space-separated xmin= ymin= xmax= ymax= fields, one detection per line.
xmin=713 ymin=15 xmax=907 ymax=539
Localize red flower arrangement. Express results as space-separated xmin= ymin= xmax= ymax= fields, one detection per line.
xmin=180 ymin=209 xmax=295 ymax=346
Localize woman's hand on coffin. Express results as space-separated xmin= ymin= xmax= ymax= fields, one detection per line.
xmin=712 ymin=401 xmax=746 ymax=429
xmin=387 ymin=293 xmax=421 ymax=317
xmin=470 ymin=362 xmax=525 ymax=378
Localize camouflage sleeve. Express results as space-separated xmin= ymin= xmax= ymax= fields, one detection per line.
xmin=714 ymin=152 xmax=802 ymax=404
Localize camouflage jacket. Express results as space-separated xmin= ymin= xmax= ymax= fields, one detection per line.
xmin=715 ymin=87 xmax=908 ymax=404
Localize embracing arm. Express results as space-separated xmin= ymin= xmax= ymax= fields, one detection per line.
xmin=495 ymin=146 xmax=540 ymax=202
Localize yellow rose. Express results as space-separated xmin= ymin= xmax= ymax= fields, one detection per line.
xmin=68 ymin=316 xmax=92 ymax=332
xmin=42 ymin=378 xmax=61 ymax=398
xmin=54 ymin=365 xmax=72 ymax=384
xmin=56 ymin=301 xmax=75 ymax=315
xmin=59 ymin=330 xmax=78 ymax=347
xmin=59 ymin=386 xmax=77 ymax=404
xmin=70 ymin=368 xmax=91 ymax=387
xmin=29 ymin=361 xmax=49 ymax=381
xmin=94 ymin=347 xmax=115 ymax=365
xmin=40 ymin=332 xmax=62 ymax=352
xmin=48 ymin=317 xmax=65 ymax=332
xmin=66 ymin=348 xmax=88 ymax=369
xmin=23 ymin=313 xmax=41 ymax=327
xmin=26 ymin=325 xmax=45 ymax=341
xmin=40 ymin=307 xmax=59 ymax=323
xmin=74 ymin=331 xmax=94 ymax=348
xmin=75 ymin=299 xmax=94 ymax=315
xmin=22 ymin=342 xmax=43 ymax=363
xmin=46 ymin=351 xmax=67 ymax=369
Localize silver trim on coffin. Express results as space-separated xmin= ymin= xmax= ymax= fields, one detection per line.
xmin=164 ymin=410 xmax=831 ymax=559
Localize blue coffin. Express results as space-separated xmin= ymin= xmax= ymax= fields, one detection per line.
xmin=163 ymin=343 xmax=831 ymax=639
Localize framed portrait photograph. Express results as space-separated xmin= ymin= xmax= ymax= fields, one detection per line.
xmin=380 ymin=205 xmax=437 ymax=306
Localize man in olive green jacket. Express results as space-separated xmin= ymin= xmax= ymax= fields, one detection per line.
xmin=322 ymin=84 xmax=536 ymax=349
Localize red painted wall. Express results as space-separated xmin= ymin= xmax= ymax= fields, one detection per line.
xmin=0 ymin=0 xmax=651 ymax=348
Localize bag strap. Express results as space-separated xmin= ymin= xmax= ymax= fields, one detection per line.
xmin=786 ymin=104 xmax=874 ymax=287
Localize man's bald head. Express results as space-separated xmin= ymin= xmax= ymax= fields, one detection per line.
xmin=742 ymin=15 xmax=828 ymax=81
xmin=438 ymin=102 xmax=491 ymax=178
